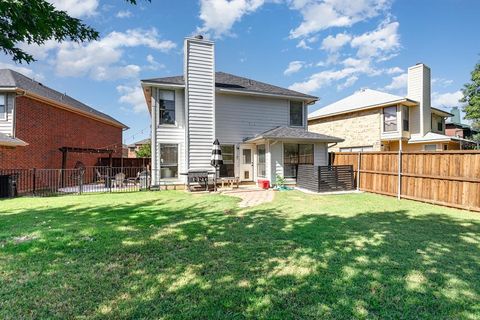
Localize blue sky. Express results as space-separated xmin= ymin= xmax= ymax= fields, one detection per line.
xmin=1 ymin=0 xmax=479 ymax=144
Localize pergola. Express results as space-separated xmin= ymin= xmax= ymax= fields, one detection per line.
xmin=58 ymin=147 xmax=115 ymax=186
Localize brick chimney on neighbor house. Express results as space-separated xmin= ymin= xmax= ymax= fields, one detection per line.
xmin=407 ymin=63 xmax=431 ymax=136
xmin=184 ymin=35 xmax=215 ymax=170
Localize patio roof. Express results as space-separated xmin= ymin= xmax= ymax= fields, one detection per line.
xmin=244 ymin=126 xmax=344 ymax=143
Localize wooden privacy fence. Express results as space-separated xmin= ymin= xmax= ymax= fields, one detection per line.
xmin=330 ymin=151 xmax=480 ymax=212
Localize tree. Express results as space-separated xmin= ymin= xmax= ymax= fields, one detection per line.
xmin=0 ymin=0 xmax=145 ymax=64
xmin=461 ymin=61 xmax=480 ymax=122
xmin=135 ymin=143 xmax=151 ymax=158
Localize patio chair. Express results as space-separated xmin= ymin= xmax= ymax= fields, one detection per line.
xmin=112 ymin=172 xmax=126 ymax=188
xmin=127 ymin=171 xmax=141 ymax=186
xmin=95 ymin=169 xmax=107 ymax=184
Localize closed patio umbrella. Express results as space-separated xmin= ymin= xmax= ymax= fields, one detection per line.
xmin=211 ymin=139 xmax=223 ymax=191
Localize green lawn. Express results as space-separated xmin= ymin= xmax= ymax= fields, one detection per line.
xmin=0 ymin=191 xmax=479 ymax=319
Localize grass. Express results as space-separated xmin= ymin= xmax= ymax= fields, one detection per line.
xmin=0 ymin=191 xmax=479 ymax=319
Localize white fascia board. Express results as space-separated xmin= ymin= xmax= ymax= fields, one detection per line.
xmin=216 ymin=88 xmax=318 ymax=103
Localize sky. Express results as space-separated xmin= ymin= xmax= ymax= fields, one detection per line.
xmin=2 ymin=0 xmax=479 ymax=144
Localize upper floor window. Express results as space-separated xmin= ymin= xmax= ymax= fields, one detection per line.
xmin=0 ymin=94 xmax=6 ymax=120
xmin=437 ymin=121 xmax=443 ymax=132
xmin=290 ymin=101 xmax=303 ymax=127
xmin=402 ymin=106 xmax=409 ymax=131
xmin=383 ymin=106 xmax=397 ymax=132
xmin=157 ymin=90 xmax=175 ymax=125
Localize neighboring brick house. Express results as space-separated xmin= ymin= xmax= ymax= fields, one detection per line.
xmin=0 ymin=69 xmax=127 ymax=169
xmin=127 ymin=138 xmax=150 ymax=158
xmin=308 ymin=64 xmax=475 ymax=152
xmin=445 ymin=107 xmax=479 ymax=140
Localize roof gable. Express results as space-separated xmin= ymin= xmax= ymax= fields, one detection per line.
xmin=309 ymin=88 xmax=407 ymax=119
xmin=0 ymin=69 xmax=126 ymax=128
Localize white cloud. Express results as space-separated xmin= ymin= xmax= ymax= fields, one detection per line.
xmin=116 ymin=10 xmax=132 ymax=18
xmin=337 ymin=75 xmax=358 ymax=90
xmin=289 ymin=0 xmax=391 ymax=39
xmin=321 ymin=32 xmax=352 ymax=52
xmin=289 ymin=67 xmax=358 ymax=93
xmin=284 ymin=61 xmax=304 ymax=75
xmin=0 ymin=62 xmax=44 ymax=81
xmin=18 ymin=40 xmax=59 ymax=60
xmin=198 ymin=0 xmax=265 ymax=38
xmin=383 ymin=73 xmax=407 ymax=92
xmin=54 ymin=28 xmax=176 ymax=80
xmin=117 ymin=84 xmax=147 ymax=113
xmin=296 ymin=39 xmax=312 ymax=50
xmin=432 ymin=78 xmax=454 ymax=88
xmin=48 ymin=0 xmax=99 ymax=17
xmin=386 ymin=66 xmax=403 ymax=74
xmin=350 ymin=21 xmax=400 ymax=59
xmin=432 ymin=91 xmax=463 ymax=108
xmin=145 ymin=54 xmax=165 ymax=70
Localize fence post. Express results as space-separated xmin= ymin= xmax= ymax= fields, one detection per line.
xmin=79 ymin=169 xmax=83 ymax=195
xmin=32 ymin=168 xmax=36 ymax=196
xmin=108 ymin=166 xmax=112 ymax=193
xmin=397 ymin=149 xmax=402 ymax=200
xmin=356 ymin=152 xmax=361 ymax=191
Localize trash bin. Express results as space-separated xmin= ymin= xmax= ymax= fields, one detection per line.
xmin=0 ymin=174 xmax=18 ymax=198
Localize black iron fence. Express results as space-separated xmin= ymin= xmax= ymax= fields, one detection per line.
xmin=0 ymin=166 xmax=152 ymax=197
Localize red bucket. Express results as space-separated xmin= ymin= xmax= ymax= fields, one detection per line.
xmin=258 ymin=179 xmax=270 ymax=189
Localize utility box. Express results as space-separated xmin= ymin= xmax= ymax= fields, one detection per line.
xmin=0 ymin=174 xmax=18 ymax=198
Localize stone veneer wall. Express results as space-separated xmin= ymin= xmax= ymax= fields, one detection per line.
xmin=308 ymin=108 xmax=382 ymax=152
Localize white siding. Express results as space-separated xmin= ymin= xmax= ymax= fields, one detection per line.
xmin=151 ymin=88 xmax=186 ymax=184
xmin=185 ymin=38 xmax=215 ymax=170
xmin=407 ymin=64 xmax=431 ymax=135
xmin=0 ymin=94 xmax=15 ymax=136
xmin=269 ymin=141 xmax=283 ymax=183
xmin=216 ymin=94 xmax=290 ymax=143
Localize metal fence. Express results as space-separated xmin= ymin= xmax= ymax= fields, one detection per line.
xmin=0 ymin=166 xmax=151 ymax=197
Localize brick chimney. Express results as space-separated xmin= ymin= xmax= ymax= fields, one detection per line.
xmin=184 ymin=35 xmax=215 ymax=170
xmin=407 ymin=63 xmax=431 ymax=135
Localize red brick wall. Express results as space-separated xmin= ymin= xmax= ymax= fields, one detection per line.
xmin=0 ymin=96 xmax=123 ymax=169
xmin=445 ymin=126 xmax=464 ymax=138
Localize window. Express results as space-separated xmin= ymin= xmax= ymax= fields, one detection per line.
xmin=219 ymin=145 xmax=235 ymax=177
xmin=157 ymin=90 xmax=175 ymax=125
xmin=383 ymin=106 xmax=397 ymax=132
xmin=437 ymin=121 xmax=443 ymax=132
xmin=257 ymin=144 xmax=266 ymax=178
xmin=290 ymin=101 xmax=304 ymax=127
xmin=424 ymin=144 xmax=437 ymax=151
xmin=402 ymin=106 xmax=409 ymax=131
xmin=284 ymin=143 xmax=314 ymax=178
xmin=0 ymin=94 xmax=5 ymax=120
xmin=160 ymin=144 xmax=178 ymax=179
xmin=339 ymin=146 xmax=374 ymax=152
xmin=443 ymin=144 xmax=448 ymax=150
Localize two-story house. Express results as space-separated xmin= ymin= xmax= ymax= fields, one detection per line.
xmin=141 ymin=35 xmax=342 ymax=186
xmin=308 ymin=63 xmax=467 ymax=152
xmin=0 ymin=69 xmax=126 ymax=169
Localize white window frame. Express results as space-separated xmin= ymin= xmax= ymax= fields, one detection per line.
xmin=156 ymin=89 xmax=176 ymax=126
xmin=0 ymin=94 xmax=6 ymax=120
xmin=382 ymin=106 xmax=398 ymax=132
xmin=423 ymin=144 xmax=437 ymax=151
xmin=289 ymin=101 xmax=304 ymax=127
xmin=159 ymin=143 xmax=179 ymax=179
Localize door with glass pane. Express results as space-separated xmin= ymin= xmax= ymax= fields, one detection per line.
xmin=240 ymin=145 xmax=253 ymax=181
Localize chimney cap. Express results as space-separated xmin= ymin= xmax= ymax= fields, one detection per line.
xmin=194 ymin=34 xmax=204 ymax=40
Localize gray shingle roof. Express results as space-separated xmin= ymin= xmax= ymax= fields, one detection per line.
xmin=0 ymin=69 xmax=126 ymax=128
xmin=143 ymin=71 xmax=318 ymax=100
xmin=245 ymin=126 xmax=343 ymax=143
